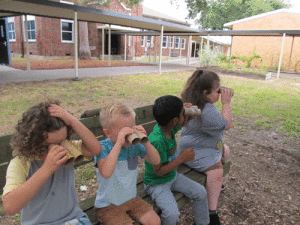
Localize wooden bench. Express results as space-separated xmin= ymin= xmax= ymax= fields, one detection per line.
xmin=0 ymin=105 xmax=230 ymax=225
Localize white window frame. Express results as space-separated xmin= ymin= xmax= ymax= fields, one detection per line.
xmin=8 ymin=17 xmax=16 ymax=42
xmin=162 ymin=36 xmax=168 ymax=48
xmin=175 ymin=37 xmax=180 ymax=49
xmin=60 ymin=0 xmax=74 ymax=43
xmin=61 ymin=19 xmax=74 ymax=43
xmin=128 ymin=35 xmax=131 ymax=46
xmin=23 ymin=15 xmax=36 ymax=42
xmin=181 ymin=38 xmax=186 ymax=49
xmin=169 ymin=36 xmax=174 ymax=49
xmin=146 ymin=36 xmax=154 ymax=47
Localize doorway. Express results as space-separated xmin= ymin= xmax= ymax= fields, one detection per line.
xmin=0 ymin=19 xmax=9 ymax=64
xmin=105 ymin=33 xmax=120 ymax=55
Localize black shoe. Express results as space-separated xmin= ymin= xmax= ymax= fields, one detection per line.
xmin=209 ymin=211 xmax=221 ymax=225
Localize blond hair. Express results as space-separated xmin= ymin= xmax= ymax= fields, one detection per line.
xmin=100 ymin=103 xmax=136 ymax=128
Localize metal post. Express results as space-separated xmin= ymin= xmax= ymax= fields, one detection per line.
xmin=228 ymin=36 xmax=233 ymax=67
xmin=169 ymin=37 xmax=171 ymax=61
xmin=74 ymin=11 xmax=78 ymax=80
xmin=277 ymin=33 xmax=286 ymax=79
xmin=159 ymin=25 xmax=164 ymax=74
xmin=207 ymin=34 xmax=210 ymax=48
xmin=180 ymin=37 xmax=182 ymax=60
xmin=124 ymin=34 xmax=127 ymax=62
xmin=187 ymin=36 xmax=191 ymax=65
xmin=193 ymin=42 xmax=196 ymax=58
xmin=108 ymin=24 xmax=111 ymax=66
xmin=154 ymin=36 xmax=156 ymax=62
xmin=24 ymin=15 xmax=30 ymax=70
xmin=200 ymin=37 xmax=203 ymax=63
xmin=288 ymin=35 xmax=294 ymax=71
xmin=102 ymin=28 xmax=104 ymax=60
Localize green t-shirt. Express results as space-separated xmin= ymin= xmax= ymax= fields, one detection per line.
xmin=144 ymin=124 xmax=181 ymax=185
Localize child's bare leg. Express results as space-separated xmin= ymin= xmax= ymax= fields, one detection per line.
xmin=204 ymin=161 xmax=223 ymax=210
xmin=221 ymin=144 xmax=231 ymax=164
xmin=139 ymin=210 xmax=161 ymax=225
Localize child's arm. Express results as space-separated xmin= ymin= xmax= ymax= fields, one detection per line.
xmin=3 ymin=145 xmax=68 ymax=215
xmin=48 ymin=104 xmax=102 ymax=157
xmin=134 ymin=125 xmax=160 ymax=166
xmin=97 ymin=127 xmax=134 ymax=179
xmin=153 ymin=148 xmax=194 ymax=177
xmin=220 ymin=88 xmax=233 ymax=130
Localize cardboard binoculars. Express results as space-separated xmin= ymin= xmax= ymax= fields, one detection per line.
xmin=60 ymin=140 xmax=84 ymax=165
xmin=218 ymin=86 xmax=234 ymax=96
xmin=184 ymin=105 xmax=202 ymax=118
xmin=126 ymin=130 xmax=148 ymax=145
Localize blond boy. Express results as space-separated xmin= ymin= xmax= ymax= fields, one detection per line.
xmin=94 ymin=103 xmax=161 ymax=225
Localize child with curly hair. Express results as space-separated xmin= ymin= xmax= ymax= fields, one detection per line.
xmin=3 ymin=100 xmax=102 ymax=225
xmin=177 ymin=70 xmax=233 ymax=225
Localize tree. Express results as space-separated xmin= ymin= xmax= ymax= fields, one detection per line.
xmin=75 ymin=0 xmax=143 ymax=59
xmin=183 ymin=0 xmax=289 ymax=30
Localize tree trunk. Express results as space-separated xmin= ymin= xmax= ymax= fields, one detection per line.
xmin=79 ymin=21 xmax=91 ymax=59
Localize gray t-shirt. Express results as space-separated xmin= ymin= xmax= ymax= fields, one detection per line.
xmin=21 ymin=161 xmax=86 ymax=225
xmin=177 ymin=103 xmax=227 ymax=172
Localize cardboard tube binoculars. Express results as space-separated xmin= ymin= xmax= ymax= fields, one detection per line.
xmin=126 ymin=130 xmax=148 ymax=145
xmin=218 ymin=86 xmax=234 ymax=96
xmin=184 ymin=105 xmax=202 ymax=118
xmin=60 ymin=140 xmax=84 ymax=165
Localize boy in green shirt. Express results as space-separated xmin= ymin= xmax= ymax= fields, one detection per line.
xmin=144 ymin=95 xmax=209 ymax=225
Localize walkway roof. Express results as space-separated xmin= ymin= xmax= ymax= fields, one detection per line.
xmin=0 ymin=0 xmax=199 ymax=33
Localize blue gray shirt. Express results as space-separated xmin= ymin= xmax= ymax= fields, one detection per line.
xmin=177 ymin=103 xmax=227 ymax=172
xmin=94 ymin=138 xmax=147 ymax=208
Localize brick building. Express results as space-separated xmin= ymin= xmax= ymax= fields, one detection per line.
xmin=224 ymin=8 xmax=300 ymax=71
xmin=7 ymin=0 xmax=190 ymax=60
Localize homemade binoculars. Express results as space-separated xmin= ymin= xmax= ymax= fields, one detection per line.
xmin=218 ymin=86 xmax=234 ymax=96
xmin=126 ymin=130 xmax=148 ymax=145
xmin=60 ymin=140 xmax=84 ymax=165
xmin=184 ymin=105 xmax=202 ymax=118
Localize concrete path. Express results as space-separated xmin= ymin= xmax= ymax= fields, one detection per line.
xmin=0 ymin=60 xmax=200 ymax=83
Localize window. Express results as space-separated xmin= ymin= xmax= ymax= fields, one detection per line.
xmin=61 ymin=19 xmax=74 ymax=43
xmin=8 ymin=17 xmax=15 ymax=41
xmin=146 ymin=36 xmax=153 ymax=47
xmin=61 ymin=0 xmax=74 ymax=43
xmin=23 ymin=15 xmax=36 ymax=42
xmin=181 ymin=38 xmax=186 ymax=49
xmin=169 ymin=36 xmax=174 ymax=48
xmin=142 ymin=36 xmax=145 ymax=47
xmin=175 ymin=37 xmax=180 ymax=49
xmin=162 ymin=36 xmax=168 ymax=48
xmin=128 ymin=35 xmax=131 ymax=46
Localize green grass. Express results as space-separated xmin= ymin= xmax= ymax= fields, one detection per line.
xmin=0 ymin=71 xmax=299 ymax=138
xmin=218 ymin=62 xmax=268 ymax=75
xmin=75 ymin=162 xmax=96 ymax=187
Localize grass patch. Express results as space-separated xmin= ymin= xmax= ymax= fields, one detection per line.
xmin=218 ymin=62 xmax=268 ymax=75
xmin=75 ymin=162 xmax=96 ymax=187
xmin=0 ymin=71 xmax=299 ymax=138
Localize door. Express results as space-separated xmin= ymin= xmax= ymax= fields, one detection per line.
xmin=105 ymin=33 xmax=119 ymax=55
xmin=0 ymin=19 xmax=9 ymax=64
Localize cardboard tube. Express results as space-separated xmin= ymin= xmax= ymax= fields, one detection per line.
xmin=126 ymin=133 xmax=140 ymax=145
xmin=135 ymin=130 xmax=148 ymax=144
xmin=61 ymin=140 xmax=82 ymax=165
xmin=219 ymin=86 xmax=234 ymax=96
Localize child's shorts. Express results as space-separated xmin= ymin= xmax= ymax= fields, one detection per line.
xmin=63 ymin=216 xmax=91 ymax=225
xmin=94 ymin=197 xmax=153 ymax=225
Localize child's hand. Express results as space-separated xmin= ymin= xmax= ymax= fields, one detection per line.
xmin=42 ymin=145 xmax=68 ymax=175
xmin=134 ymin=125 xmax=147 ymax=136
xmin=220 ymin=88 xmax=233 ymax=105
xmin=168 ymin=148 xmax=176 ymax=156
xmin=179 ymin=148 xmax=195 ymax=163
xmin=183 ymin=102 xmax=192 ymax=108
xmin=48 ymin=104 xmax=75 ymax=125
xmin=117 ymin=127 xmax=134 ymax=146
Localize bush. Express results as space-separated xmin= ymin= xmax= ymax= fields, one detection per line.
xmin=199 ymin=45 xmax=221 ymax=67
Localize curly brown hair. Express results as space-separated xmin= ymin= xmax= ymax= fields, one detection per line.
xmin=10 ymin=100 xmax=73 ymax=159
xmin=181 ymin=70 xmax=220 ymax=111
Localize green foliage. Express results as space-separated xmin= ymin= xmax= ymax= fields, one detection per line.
xmin=232 ymin=47 xmax=261 ymax=67
xmin=218 ymin=54 xmax=230 ymax=63
xmin=75 ymin=0 xmax=142 ymax=8
xmin=200 ymin=44 xmax=221 ymax=67
xmin=185 ymin=0 xmax=288 ymax=30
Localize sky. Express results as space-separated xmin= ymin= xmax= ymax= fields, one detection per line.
xmin=142 ymin=0 xmax=300 ymax=44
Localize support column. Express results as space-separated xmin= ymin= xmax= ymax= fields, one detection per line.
xmin=108 ymin=24 xmax=111 ymax=66
xmin=24 ymin=15 xmax=30 ymax=71
xmin=74 ymin=11 xmax=78 ymax=80
xmin=200 ymin=37 xmax=203 ymax=63
xmin=277 ymin=33 xmax=286 ymax=79
xmin=169 ymin=37 xmax=171 ymax=61
xmin=193 ymin=42 xmax=196 ymax=58
xmin=159 ymin=25 xmax=164 ymax=74
xmin=180 ymin=37 xmax=182 ymax=59
xmin=124 ymin=34 xmax=127 ymax=62
xmin=288 ymin=35 xmax=295 ymax=71
xmin=102 ymin=28 xmax=105 ymax=60
xmin=187 ymin=36 xmax=192 ymax=65
xmin=228 ymin=36 xmax=233 ymax=67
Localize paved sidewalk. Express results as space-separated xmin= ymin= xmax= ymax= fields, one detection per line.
xmin=0 ymin=60 xmax=200 ymax=83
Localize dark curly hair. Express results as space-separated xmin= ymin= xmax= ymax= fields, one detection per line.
xmin=10 ymin=100 xmax=73 ymax=159
xmin=181 ymin=70 xmax=220 ymax=111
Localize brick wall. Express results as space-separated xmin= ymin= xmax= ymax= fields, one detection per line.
xmin=231 ymin=12 xmax=300 ymax=70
